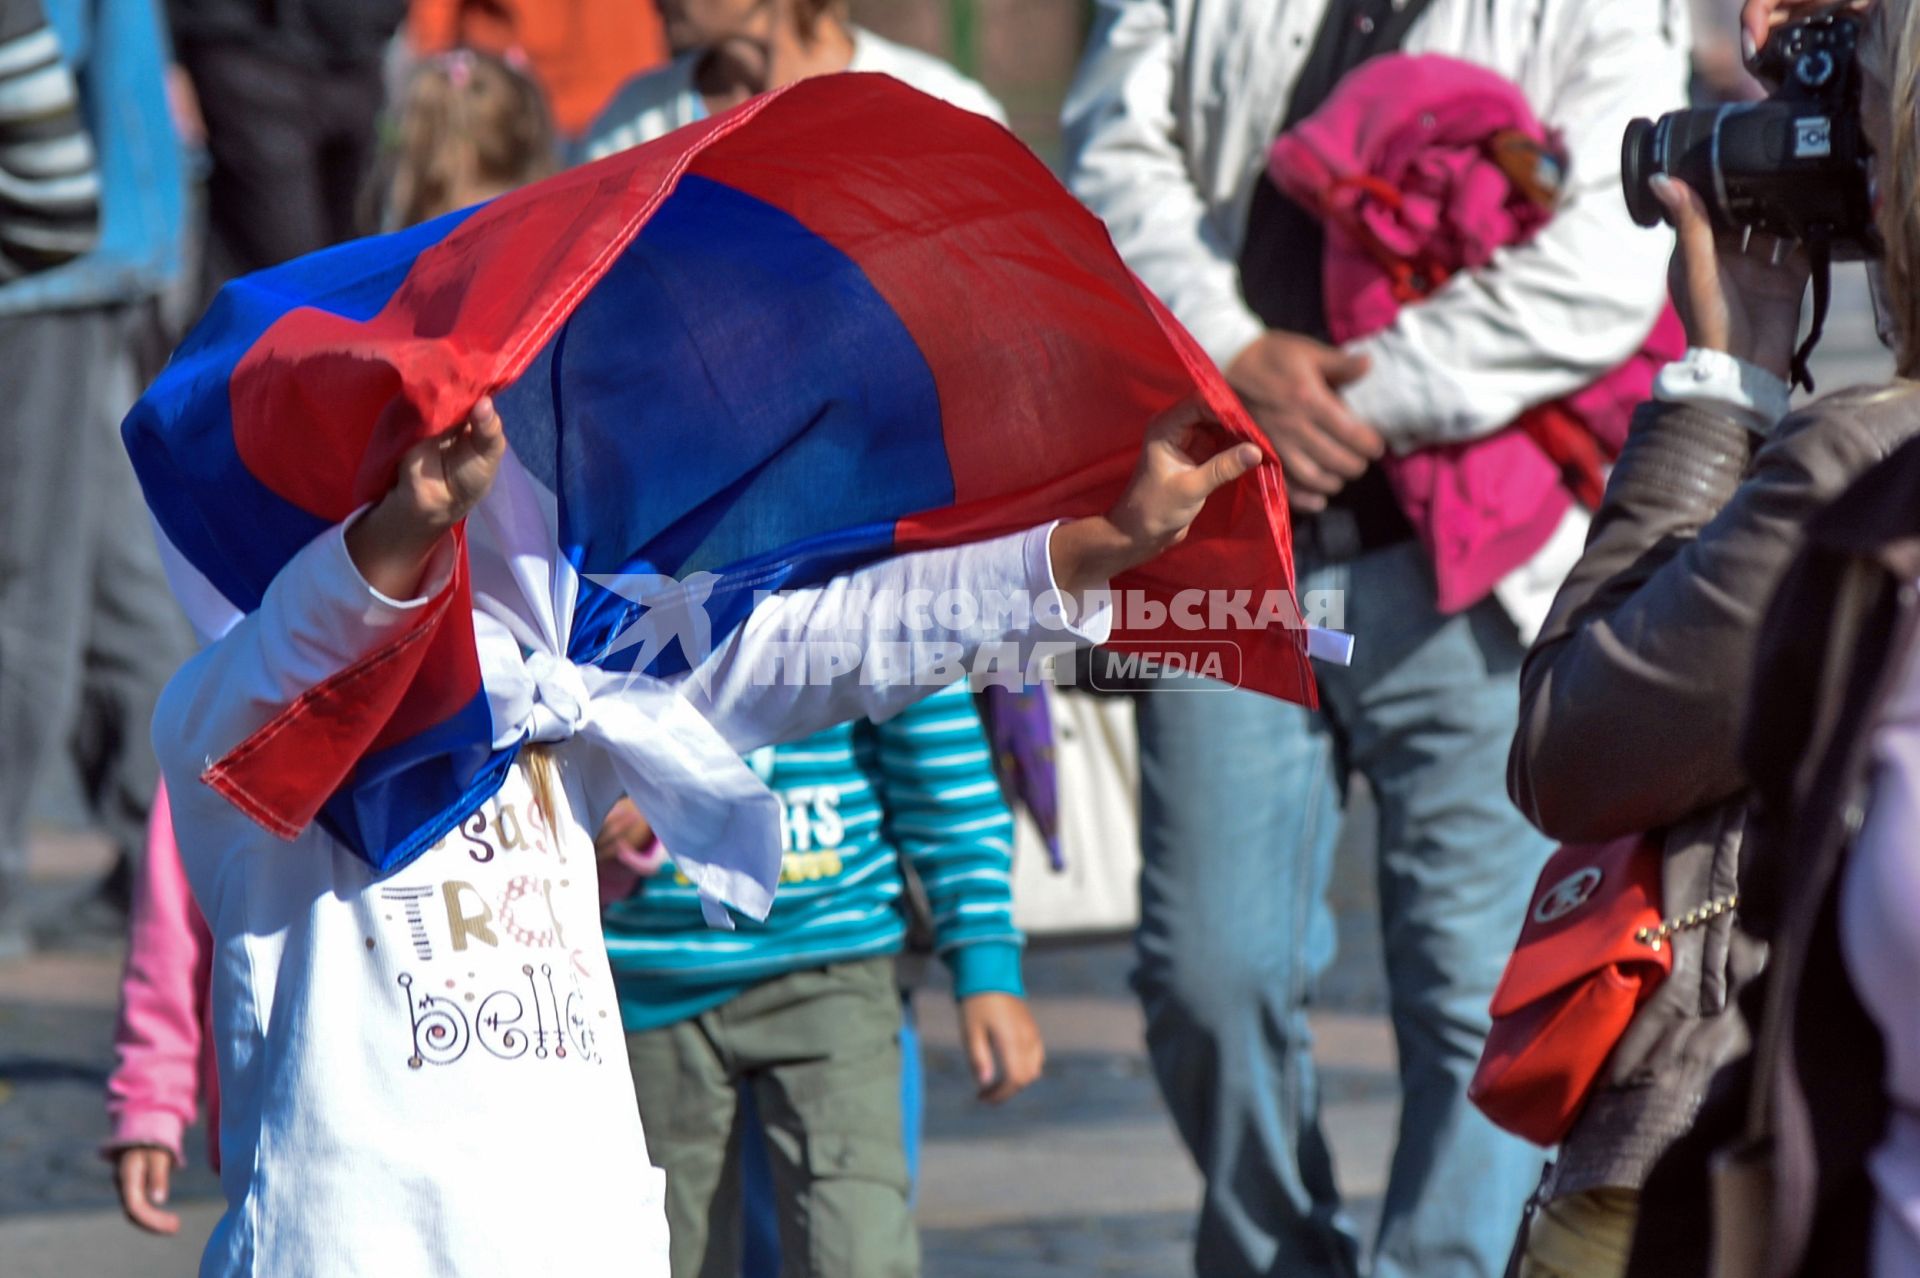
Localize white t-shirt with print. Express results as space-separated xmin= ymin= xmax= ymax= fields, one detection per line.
xmin=195 ymin=762 xmax=662 ymax=1277
xmin=157 ymin=515 xmax=1106 ymax=1278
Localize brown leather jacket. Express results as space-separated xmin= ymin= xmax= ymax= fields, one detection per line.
xmin=1509 ymin=383 xmax=1920 ymax=1201
xmin=1630 ymin=408 xmax=1920 ymax=1278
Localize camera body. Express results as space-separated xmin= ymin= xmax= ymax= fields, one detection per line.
xmin=1622 ymin=9 xmax=1877 ymax=259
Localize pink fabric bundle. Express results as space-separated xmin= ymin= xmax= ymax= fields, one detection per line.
xmin=1270 ymin=53 xmax=1682 ymax=614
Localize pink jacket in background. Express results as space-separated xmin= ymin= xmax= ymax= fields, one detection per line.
xmin=104 ymin=782 xmax=219 ymax=1170
xmin=1270 ymin=53 xmax=1684 ymax=614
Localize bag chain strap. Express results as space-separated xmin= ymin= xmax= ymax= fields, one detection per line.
xmin=1635 ymin=893 xmax=1740 ymax=952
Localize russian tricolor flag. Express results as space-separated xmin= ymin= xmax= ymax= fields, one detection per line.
xmin=125 ymin=74 xmax=1312 ymax=876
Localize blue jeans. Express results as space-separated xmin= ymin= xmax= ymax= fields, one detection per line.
xmin=1134 ymin=541 xmax=1549 ymax=1278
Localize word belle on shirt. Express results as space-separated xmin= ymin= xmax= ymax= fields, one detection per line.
xmin=366 ymin=789 xmax=613 ymax=1072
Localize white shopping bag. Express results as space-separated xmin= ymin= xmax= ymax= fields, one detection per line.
xmin=1009 ymin=686 xmax=1143 ymax=937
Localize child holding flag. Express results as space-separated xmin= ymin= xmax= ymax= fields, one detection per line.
xmin=101 ymin=48 xmax=556 ymax=1242
xmin=149 ymin=393 xmax=1260 ymax=1277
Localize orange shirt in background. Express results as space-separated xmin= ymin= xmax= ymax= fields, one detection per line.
xmin=409 ymin=0 xmax=670 ymax=136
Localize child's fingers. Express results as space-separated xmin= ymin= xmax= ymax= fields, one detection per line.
xmin=1142 ymin=397 xmax=1214 ymax=450
xmin=980 ymin=1020 xmax=1042 ymax=1104
xmin=468 ymin=396 xmax=506 ymax=454
xmin=148 ymin=1150 xmax=173 ymax=1209
xmin=965 ymin=1017 xmax=1000 ymax=1099
xmin=422 ymin=397 xmax=503 ymax=460
xmin=115 ymin=1151 xmax=139 ymax=1213
xmin=1197 ymin=442 xmax=1264 ymax=497
xmin=1167 ymin=440 xmax=1262 ymax=518
xmin=1004 ymin=1021 xmax=1045 ymax=1094
xmin=117 ymin=1149 xmax=181 ymax=1235
xmin=980 ymin=1064 xmax=1019 ymax=1104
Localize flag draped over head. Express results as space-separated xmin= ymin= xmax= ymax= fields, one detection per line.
xmin=125 ymin=73 xmax=1313 ymax=905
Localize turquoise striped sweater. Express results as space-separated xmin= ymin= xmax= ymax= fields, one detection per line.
xmin=602 ymin=682 xmax=1023 ymax=1031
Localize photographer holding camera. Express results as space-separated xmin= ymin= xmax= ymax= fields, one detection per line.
xmin=1509 ymin=3 xmax=1920 ymax=1275
xmin=1622 ymin=5 xmax=1920 ymax=1275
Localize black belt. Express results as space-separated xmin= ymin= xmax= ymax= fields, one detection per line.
xmin=1293 ymin=467 xmax=1413 ymax=564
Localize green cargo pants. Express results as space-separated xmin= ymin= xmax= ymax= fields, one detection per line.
xmin=626 ymin=957 xmax=917 ymax=1278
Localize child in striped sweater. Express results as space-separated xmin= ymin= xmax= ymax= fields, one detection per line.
xmin=599 ymin=679 xmax=1040 ymax=1278
xmin=0 ymin=0 xmax=98 ymax=280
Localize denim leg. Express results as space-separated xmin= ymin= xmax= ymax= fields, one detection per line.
xmin=738 ymin=1085 xmax=780 ymax=1278
xmin=899 ymin=992 xmax=923 ymax=1196
xmin=72 ymin=332 xmax=189 ymax=874
xmin=1333 ymin=546 xmax=1550 ymax=1278
xmin=0 ymin=311 xmax=111 ymax=940
xmin=1134 ymin=641 xmax=1357 ymax=1278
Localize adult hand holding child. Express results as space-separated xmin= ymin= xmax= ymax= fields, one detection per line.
xmin=1225 ymin=332 xmax=1380 ymax=513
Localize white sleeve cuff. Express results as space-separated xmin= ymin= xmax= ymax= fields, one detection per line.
xmin=1339 ymin=336 xmax=1413 ymax=446
xmin=1031 ymin=522 xmax=1115 ymax=646
xmin=1652 ymin=348 xmax=1793 ymax=438
xmin=1339 ymin=333 xmax=1487 ymax=452
xmin=333 ymin=505 xmax=461 ymax=619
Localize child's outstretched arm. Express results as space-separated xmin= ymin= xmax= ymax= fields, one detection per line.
xmin=152 ymin=402 xmax=506 ymax=838
xmin=684 ymin=402 xmax=1262 ymax=749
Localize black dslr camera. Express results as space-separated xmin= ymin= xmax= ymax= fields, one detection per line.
xmin=1623 ymin=9 xmax=1875 ymax=255
xmin=1621 ymin=8 xmax=1878 ymax=385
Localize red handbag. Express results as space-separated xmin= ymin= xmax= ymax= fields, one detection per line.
xmin=1469 ymin=834 xmax=1673 ymax=1146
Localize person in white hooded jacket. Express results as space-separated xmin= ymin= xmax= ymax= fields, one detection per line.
xmin=1062 ymin=3 xmax=1689 ymax=1277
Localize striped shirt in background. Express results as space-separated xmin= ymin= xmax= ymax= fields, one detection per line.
xmin=0 ymin=0 xmax=97 ymax=280
xmin=604 ymin=681 xmax=1023 ymax=1032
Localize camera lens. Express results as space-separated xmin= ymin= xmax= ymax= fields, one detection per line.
xmin=1621 ymin=117 xmax=1664 ymax=229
